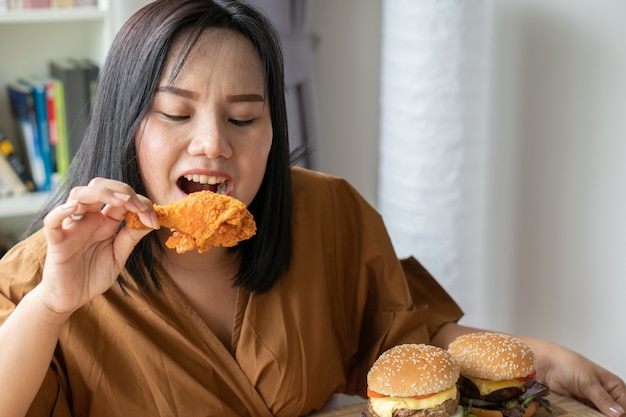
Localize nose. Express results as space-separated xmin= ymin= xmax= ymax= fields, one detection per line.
xmin=187 ymin=118 xmax=233 ymax=159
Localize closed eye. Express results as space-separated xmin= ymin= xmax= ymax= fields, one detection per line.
xmin=229 ymin=118 xmax=254 ymax=127
xmin=161 ymin=113 xmax=189 ymax=121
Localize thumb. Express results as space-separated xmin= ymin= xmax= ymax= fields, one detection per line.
xmin=112 ymin=227 xmax=153 ymax=267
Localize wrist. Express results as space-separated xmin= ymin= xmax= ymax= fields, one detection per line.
xmin=27 ymin=285 xmax=75 ymax=327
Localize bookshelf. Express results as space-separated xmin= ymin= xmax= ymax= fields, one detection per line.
xmin=0 ymin=0 xmax=147 ymax=244
xmin=0 ymin=192 xmax=49 ymax=244
xmin=0 ymin=6 xmax=108 ymax=24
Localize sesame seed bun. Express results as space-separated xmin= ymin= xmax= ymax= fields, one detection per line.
xmin=447 ymin=333 xmax=535 ymax=380
xmin=367 ymin=344 xmax=461 ymax=397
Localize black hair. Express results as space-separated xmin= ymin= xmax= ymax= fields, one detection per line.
xmin=31 ymin=0 xmax=292 ymax=294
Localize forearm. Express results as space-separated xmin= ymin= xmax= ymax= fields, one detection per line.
xmin=0 ymin=285 xmax=70 ymax=417
xmin=430 ymin=322 xmax=483 ymax=349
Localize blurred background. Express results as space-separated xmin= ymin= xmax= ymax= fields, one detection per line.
xmin=309 ymin=0 xmax=626 ymax=380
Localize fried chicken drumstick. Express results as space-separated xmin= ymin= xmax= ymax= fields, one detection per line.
xmin=125 ymin=190 xmax=256 ymax=254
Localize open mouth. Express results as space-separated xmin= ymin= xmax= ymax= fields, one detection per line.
xmin=177 ymin=174 xmax=228 ymax=195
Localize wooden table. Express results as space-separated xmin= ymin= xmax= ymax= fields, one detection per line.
xmin=313 ymin=393 xmax=605 ymax=417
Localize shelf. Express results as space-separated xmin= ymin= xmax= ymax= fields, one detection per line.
xmin=0 ymin=192 xmax=50 ymax=218
xmin=0 ymin=7 xmax=107 ymax=24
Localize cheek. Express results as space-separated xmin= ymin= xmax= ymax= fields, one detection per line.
xmin=136 ymin=118 xmax=177 ymax=166
xmin=260 ymin=129 xmax=273 ymax=159
xmin=258 ymin=123 xmax=273 ymax=158
xmin=135 ymin=126 xmax=156 ymax=177
xmin=135 ymin=120 xmax=173 ymax=194
xmin=239 ymin=126 xmax=272 ymax=204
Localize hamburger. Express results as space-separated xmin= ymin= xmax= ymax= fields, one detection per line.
xmin=447 ymin=333 xmax=551 ymax=417
xmin=366 ymin=344 xmax=463 ymax=417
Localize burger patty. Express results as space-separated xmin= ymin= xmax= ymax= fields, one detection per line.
xmin=368 ymin=391 xmax=460 ymax=417
xmin=457 ymin=375 xmax=523 ymax=403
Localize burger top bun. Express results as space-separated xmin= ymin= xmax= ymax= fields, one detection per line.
xmin=447 ymin=332 xmax=535 ymax=381
xmin=367 ymin=344 xmax=460 ymax=397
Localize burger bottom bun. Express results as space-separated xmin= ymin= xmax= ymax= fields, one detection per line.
xmin=468 ymin=401 xmax=539 ymax=417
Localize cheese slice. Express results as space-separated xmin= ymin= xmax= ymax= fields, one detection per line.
xmin=467 ymin=376 xmax=525 ymax=396
xmin=370 ymin=386 xmax=457 ymax=417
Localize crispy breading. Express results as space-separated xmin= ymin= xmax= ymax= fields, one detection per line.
xmin=125 ymin=190 xmax=256 ymax=254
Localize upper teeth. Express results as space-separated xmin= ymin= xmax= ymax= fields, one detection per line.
xmin=184 ymin=174 xmax=227 ymax=185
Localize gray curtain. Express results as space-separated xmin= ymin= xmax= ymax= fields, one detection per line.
xmin=246 ymin=0 xmax=318 ymax=169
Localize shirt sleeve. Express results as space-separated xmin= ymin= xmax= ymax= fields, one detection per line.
xmin=0 ymin=231 xmax=73 ymax=417
xmin=400 ymin=256 xmax=464 ymax=338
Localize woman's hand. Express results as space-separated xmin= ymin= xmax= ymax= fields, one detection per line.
xmin=525 ymin=337 xmax=626 ymax=417
xmin=37 ymin=178 xmax=159 ymax=321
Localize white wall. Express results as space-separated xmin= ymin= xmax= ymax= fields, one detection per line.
xmin=111 ymin=0 xmax=153 ymax=34
xmin=487 ymin=0 xmax=626 ymax=378
xmin=311 ymin=0 xmax=626 ymax=379
xmin=310 ymin=0 xmax=381 ymax=206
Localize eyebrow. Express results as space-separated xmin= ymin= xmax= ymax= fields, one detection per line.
xmin=157 ymin=86 xmax=264 ymax=103
xmin=157 ymin=85 xmax=200 ymax=99
xmin=227 ymin=94 xmax=265 ymax=103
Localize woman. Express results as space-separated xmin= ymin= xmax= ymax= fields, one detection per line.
xmin=0 ymin=1 xmax=624 ymax=416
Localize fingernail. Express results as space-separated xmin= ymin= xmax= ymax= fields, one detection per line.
xmin=610 ymin=405 xmax=625 ymax=417
xmin=149 ymin=212 xmax=160 ymax=230
xmin=62 ymin=200 xmax=79 ymax=210
xmin=112 ymin=192 xmax=131 ymax=202
xmin=139 ymin=199 xmax=151 ymax=211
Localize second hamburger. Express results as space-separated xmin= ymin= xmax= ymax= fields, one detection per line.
xmin=447 ymin=332 xmax=551 ymax=417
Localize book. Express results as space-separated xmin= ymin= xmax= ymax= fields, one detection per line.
xmin=18 ymin=76 xmax=54 ymax=190
xmin=43 ymin=77 xmax=59 ymax=172
xmin=6 ymin=82 xmax=49 ymax=191
xmin=51 ymin=0 xmax=74 ymax=7
xmin=49 ymin=58 xmax=89 ymax=161
xmin=71 ymin=58 xmax=99 ymax=114
xmin=0 ymin=167 xmax=12 ymax=197
xmin=0 ymin=130 xmax=35 ymax=192
xmin=7 ymin=0 xmax=23 ymax=10
xmin=49 ymin=77 xmax=70 ymax=175
xmin=25 ymin=75 xmax=70 ymax=176
xmin=24 ymin=0 xmax=50 ymax=7
xmin=0 ymin=149 xmax=28 ymax=195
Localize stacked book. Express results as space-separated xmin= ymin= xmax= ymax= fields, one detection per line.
xmin=2 ymin=58 xmax=98 ymax=194
xmin=2 ymin=0 xmax=98 ymax=11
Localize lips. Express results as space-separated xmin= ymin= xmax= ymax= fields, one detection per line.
xmin=177 ymin=174 xmax=228 ymax=194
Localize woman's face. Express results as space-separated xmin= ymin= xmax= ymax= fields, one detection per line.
xmin=136 ymin=28 xmax=272 ymax=207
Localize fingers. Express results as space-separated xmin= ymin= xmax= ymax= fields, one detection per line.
xmin=61 ymin=178 xmax=159 ymax=229
xmin=68 ymin=178 xmax=148 ymax=216
xmin=601 ymin=377 xmax=626 ymax=417
xmin=580 ymin=367 xmax=626 ymax=417
xmin=43 ymin=200 xmax=82 ymax=244
xmin=589 ymin=387 xmax=626 ymax=417
xmin=112 ymin=224 xmax=154 ymax=264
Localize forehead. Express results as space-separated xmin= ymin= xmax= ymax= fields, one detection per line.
xmin=162 ymin=27 xmax=265 ymax=90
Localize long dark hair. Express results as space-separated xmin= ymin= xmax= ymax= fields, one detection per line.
xmin=31 ymin=0 xmax=292 ymax=294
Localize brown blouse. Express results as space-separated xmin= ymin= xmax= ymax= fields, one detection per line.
xmin=0 ymin=167 xmax=463 ymax=417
